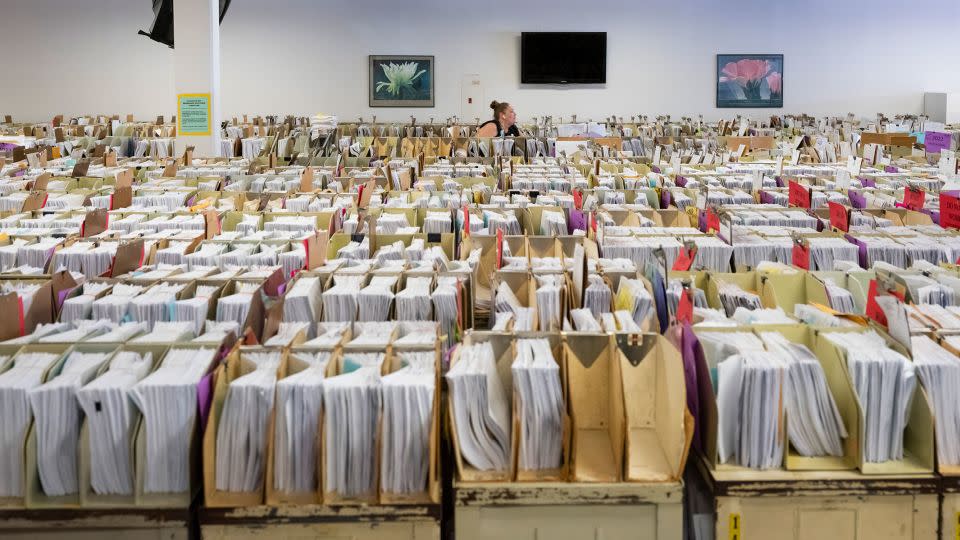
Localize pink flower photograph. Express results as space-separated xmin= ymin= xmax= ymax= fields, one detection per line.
xmin=716 ymin=54 xmax=783 ymax=108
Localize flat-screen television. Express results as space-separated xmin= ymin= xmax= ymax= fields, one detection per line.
xmin=521 ymin=32 xmax=606 ymax=84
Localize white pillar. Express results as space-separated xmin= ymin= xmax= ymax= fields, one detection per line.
xmin=173 ymin=0 xmax=221 ymax=157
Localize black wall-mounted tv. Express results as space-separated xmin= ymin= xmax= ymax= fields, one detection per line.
xmin=521 ymin=32 xmax=606 ymax=84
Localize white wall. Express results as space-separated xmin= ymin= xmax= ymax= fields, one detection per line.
xmin=3 ymin=0 xmax=960 ymax=123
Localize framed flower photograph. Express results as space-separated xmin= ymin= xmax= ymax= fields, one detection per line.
xmin=369 ymin=55 xmax=435 ymax=107
xmin=716 ymin=54 xmax=783 ymax=108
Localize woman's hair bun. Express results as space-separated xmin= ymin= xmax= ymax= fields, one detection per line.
xmin=489 ymin=100 xmax=500 ymax=110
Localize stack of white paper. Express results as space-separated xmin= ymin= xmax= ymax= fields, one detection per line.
xmin=617 ymin=278 xmax=654 ymax=326
xmin=264 ymin=322 xmax=310 ymax=347
xmin=192 ymin=321 xmax=240 ymax=344
xmin=539 ymin=211 xmax=567 ymax=236
xmin=279 ymin=243 xmax=307 ymax=278
xmin=717 ymin=281 xmax=762 ymax=317
xmin=60 ymin=282 xmax=113 ymax=323
xmin=824 ymin=331 xmax=916 ymax=462
xmin=512 ymin=339 xmax=563 ymax=470
xmin=570 ymin=308 xmax=601 ymax=331
xmin=130 ymin=283 xmax=185 ymax=330
xmin=38 ymin=319 xmax=115 ymax=343
xmin=86 ymin=322 xmax=149 ymax=343
xmin=717 ymin=350 xmax=786 ymax=468
xmin=129 ymin=347 xmax=215 ymax=493
xmin=445 ymin=342 xmax=510 ymax=471
xmin=824 ymin=279 xmax=857 ymax=313
xmin=324 ymin=354 xmax=383 ymax=497
xmin=215 ymin=352 xmax=281 ymax=492
xmin=396 ymin=277 xmax=433 ymax=321
xmin=321 ymin=275 xmax=364 ymax=322
xmin=760 ymin=332 xmax=847 ymax=457
xmin=283 ymin=277 xmax=321 ymax=325
xmin=76 ymin=352 xmax=153 ymax=495
xmin=274 ymin=351 xmax=330 ymax=494
xmin=423 ymin=213 xmax=451 ymax=234
xmin=534 ymin=275 xmax=563 ymax=331
xmin=216 ymin=282 xmax=261 ymax=328
xmin=174 ymin=285 xmax=220 ymax=336
xmin=0 ymin=352 xmax=61 ymax=496
xmin=381 ymin=351 xmax=435 ymax=495
xmin=29 ymin=352 xmax=109 ymax=495
xmin=584 ymin=275 xmax=611 ymax=318
xmin=911 ymin=336 xmax=960 ymax=465
xmin=808 ymin=238 xmax=860 ymax=271
xmin=92 ymin=284 xmax=146 ymax=323
xmin=358 ymin=276 xmax=397 ymax=322
xmin=128 ymin=321 xmax=194 ymax=343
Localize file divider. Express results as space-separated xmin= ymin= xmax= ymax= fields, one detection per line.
xmin=512 ymin=333 xmax=568 ymax=482
xmin=616 ymin=333 xmax=692 ymax=482
xmin=202 ymin=346 xmax=285 ymax=508
xmin=26 ymin=344 xmax=119 ymax=509
xmin=135 ymin=342 xmax=222 ymax=509
xmin=449 ymin=331 xmax=514 ymax=482
xmin=1 ymin=344 xmax=73 ymax=509
xmin=78 ymin=344 xmax=168 ymax=508
xmin=813 ymin=327 xmax=935 ymax=475
xmin=379 ymin=341 xmax=441 ymax=505
xmin=564 ymin=332 xmax=623 ymax=483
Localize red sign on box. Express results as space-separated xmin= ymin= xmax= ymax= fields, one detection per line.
xmin=792 ymin=242 xmax=810 ymax=270
xmin=706 ymin=209 xmax=720 ymax=232
xmin=573 ymin=189 xmax=583 ymax=210
xmin=903 ymin=187 xmax=925 ymax=211
xmin=942 ymin=193 xmax=960 ymax=229
xmin=672 ymin=247 xmax=696 ymax=271
xmin=828 ymin=201 xmax=850 ymax=232
xmin=676 ymin=289 xmax=693 ymax=325
xmin=788 ymin=180 xmax=811 ymax=208
xmin=462 ymin=206 xmax=470 ymax=236
xmin=865 ymin=279 xmax=905 ymax=327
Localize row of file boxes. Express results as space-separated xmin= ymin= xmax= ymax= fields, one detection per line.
xmin=450 ymin=331 xmax=692 ymax=484
xmin=203 ymin=340 xmax=441 ymax=507
xmin=0 ymin=341 xmax=225 ymax=509
xmin=691 ymin=323 xmax=935 ymax=475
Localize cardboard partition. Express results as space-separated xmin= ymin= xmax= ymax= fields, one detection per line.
xmin=757 ymin=325 xmax=858 ymax=471
xmin=564 ymin=333 xmax=623 ymax=482
xmin=320 ymin=347 xmax=385 ymax=505
xmin=691 ymin=326 xmax=770 ymax=472
xmin=450 ymin=331 xmax=514 ymax=483
xmin=79 ymin=344 xmax=168 ymax=508
xmin=379 ymin=342 xmax=441 ymax=504
xmin=0 ymin=345 xmax=73 ymax=509
xmin=492 ymin=271 xmax=538 ymax=330
xmin=812 ymin=327 xmax=934 ymax=475
xmin=135 ymin=343 xmax=220 ymax=508
xmin=527 ymin=206 xmax=566 ymax=236
xmin=26 ymin=345 xmax=118 ymax=509
xmin=511 ymin=333 xmax=568 ymax=482
xmin=703 ymin=271 xmax=764 ymax=312
xmin=758 ymin=272 xmax=830 ymax=314
xmin=204 ymin=348 xmax=286 ymax=507
xmin=615 ymin=334 xmax=691 ymax=482
xmin=263 ymin=346 xmax=327 ymax=502
xmin=526 ymin=236 xmax=562 ymax=261
xmin=813 ymin=270 xmax=875 ymax=315
xmin=0 ymin=272 xmax=78 ymax=341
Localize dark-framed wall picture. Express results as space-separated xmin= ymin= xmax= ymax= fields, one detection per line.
xmin=368 ymin=55 xmax=435 ymax=107
xmin=716 ymin=54 xmax=783 ymax=108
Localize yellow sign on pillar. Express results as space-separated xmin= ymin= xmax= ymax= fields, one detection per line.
xmin=177 ymin=93 xmax=211 ymax=136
